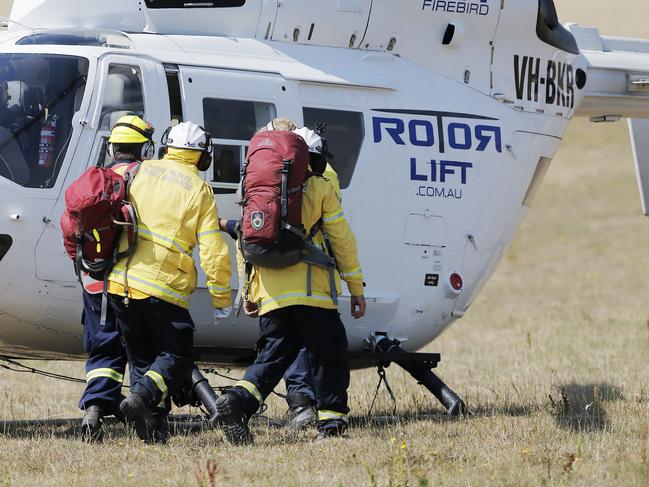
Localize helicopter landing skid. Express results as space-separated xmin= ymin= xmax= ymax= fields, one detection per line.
xmin=348 ymin=336 xmax=466 ymax=417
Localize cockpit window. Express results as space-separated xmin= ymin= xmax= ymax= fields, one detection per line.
xmin=0 ymin=54 xmax=89 ymax=188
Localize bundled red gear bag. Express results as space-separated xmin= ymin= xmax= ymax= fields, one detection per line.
xmin=60 ymin=163 xmax=139 ymax=280
xmin=239 ymin=130 xmax=310 ymax=268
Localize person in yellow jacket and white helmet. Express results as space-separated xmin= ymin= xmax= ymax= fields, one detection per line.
xmin=108 ymin=121 xmax=232 ymax=443
xmin=215 ymin=119 xmax=366 ymax=444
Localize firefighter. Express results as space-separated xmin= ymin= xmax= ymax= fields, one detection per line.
xmin=215 ymin=121 xmax=366 ymax=444
xmin=216 ymin=124 xmax=342 ymax=431
xmin=77 ymin=115 xmax=155 ymax=442
xmin=108 ymin=122 xmax=232 ymax=444
xmin=282 ymin=127 xmax=343 ymax=430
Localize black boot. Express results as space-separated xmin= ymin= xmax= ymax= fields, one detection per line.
xmin=286 ymin=392 xmax=316 ymax=431
xmin=119 ymin=393 xmax=155 ymax=443
xmin=315 ymin=418 xmax=348 ymax=441
xmin=215 ymin=393 xmax=253 ymax=445
xmin=81 ymin=402 xmax=104 ymax=443
xmin=152 ymin=414 xmax=169 ymax=445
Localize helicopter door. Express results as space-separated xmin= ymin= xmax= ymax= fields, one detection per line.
xmin=34 ymin=56 xmax=169 ymax=282
xmin=179 ymin=66 xmax=297 ymax=328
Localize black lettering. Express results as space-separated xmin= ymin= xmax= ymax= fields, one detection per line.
xmin=469 ymin=3 xmax=478 ymax=14
xmin=457 ymin=2 xmax=466 ymax=13
xmin=545 ymin=60 xmax=556 ymax=105
xmin=527 ymin=57 xmax=540 ymax=102
xmin=557 ymin=62 xmax=567 ymax=107
xmin=422 ymin=0 xmax=433 ymax=9
xmin=566 ymin=65 xmax=574 ymax=109
xmin=437 ymin=0 xmax=446 ymax=10
xmin=447 ymin=1 xmax=456 ymax=12
xmin=514 ymin=55 xmax=528 ymax=100
xmin=479 ymin=4 xmax=489 ymax=15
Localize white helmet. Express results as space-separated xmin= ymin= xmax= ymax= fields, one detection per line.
xmin=165 ymin=122 xmax=211 ymax=151
xmin=293 ymin=127 xmax=324 ymax=155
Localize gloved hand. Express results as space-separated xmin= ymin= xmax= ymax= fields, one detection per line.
xmin=225 ymin=220 xmax=240 ymax=240
xmin=213 ymin=306 xmax=233 ymax=324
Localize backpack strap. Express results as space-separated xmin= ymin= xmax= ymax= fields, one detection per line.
xmin=280 ymin=159 xmax=292 ymax=221
xmin=116 ymin=161 xmax=141 ymax=306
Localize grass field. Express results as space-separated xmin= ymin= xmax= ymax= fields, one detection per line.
xmin=1 ymin=1 xmax=649 ymax=486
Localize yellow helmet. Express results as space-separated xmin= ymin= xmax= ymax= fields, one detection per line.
xmin=108 ymin=115 xmax=154 ymax=144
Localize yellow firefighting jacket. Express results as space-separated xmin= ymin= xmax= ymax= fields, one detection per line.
xmin=108 ymin=148 xmax=232 ymax=309
xmin=239 ymin=173 xmax=363 ymax=315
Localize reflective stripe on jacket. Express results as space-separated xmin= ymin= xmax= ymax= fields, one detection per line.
xmin=239 ymin=174 xmax=363 ymax=315
xmin=108 ymin=148 xmax=232 ymax=309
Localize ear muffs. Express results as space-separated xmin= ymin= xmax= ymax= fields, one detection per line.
xmin=197 ymin=150 xmax=212 ymax=172
xmin=107 ymin=140 xmax=155 ymax=162
xmin=196 ymin=129 xmax=213 ymax=172
xmin=309 ymin=153 xmax=327 ymax=175
xmin=140 ymin=141 xmax=155 ymax=161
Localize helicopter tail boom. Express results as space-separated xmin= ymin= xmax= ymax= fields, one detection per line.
xmin=572 ymin=25 xmax=649 ymax=119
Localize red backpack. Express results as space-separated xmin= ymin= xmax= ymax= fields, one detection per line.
xmin=239 ymin=130 xmax=312 ymax=268
xmin=60 ymin=163 xmax=140 ymax=281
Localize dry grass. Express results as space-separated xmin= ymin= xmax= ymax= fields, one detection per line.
xmin=1 ymin=111 xmax=649 ymax=487
xmin=1 ymin=1 xmax=649 ymax=485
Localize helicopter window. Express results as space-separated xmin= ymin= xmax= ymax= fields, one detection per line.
xmin=165 ymin=66 xmax=183 ymax=124
xmin=144 ymin=0 xmax=246 ymax=8
xmin=99 ymin=64 xmax=145 ymax=131
xmin=17 ymin=31 xmax=131 ymax=49
xmin=303 ymin=107 xmax=365 ymax=189
xmin=202 ymin=97 xmax=276 ymax=193
xmin=0 ymin=54 xmax=89 ymax=188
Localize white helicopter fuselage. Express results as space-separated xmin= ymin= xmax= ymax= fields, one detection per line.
xmin=0 ymin=0 xmax=646 ymax=363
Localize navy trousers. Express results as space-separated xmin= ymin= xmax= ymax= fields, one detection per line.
xmin=284 ymin=348 xmax=316 ymax=405
xmin=232 ymin=305 xmax=350 ymax=420
xmin=79 ymin=291 xmax=127 ymax=412
xmin=108 ymin=295 xmax=194 ymax=408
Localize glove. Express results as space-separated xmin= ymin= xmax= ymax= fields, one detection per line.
xmin=213 ymin=306 xmax=233 ymax=324
xmin=225 ymin=220 xmax=240 ymax=240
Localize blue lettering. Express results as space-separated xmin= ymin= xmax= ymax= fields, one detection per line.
xmin=439 ymin=160 xmax=472 ymax=184
xmin=417 ymin=186 xmax=463 ymax=199
xmin=373 ymin=117 xmax=405 ymax=145
xmin=410 ymin=158 xmax=428 ymax=181
xmin=408 ymin=120 xmax=435 ymax=147
xmin=448 ymin=123 xmax=472 ymax=150
xmin=475 ymin=125 xmax=502 ymax=152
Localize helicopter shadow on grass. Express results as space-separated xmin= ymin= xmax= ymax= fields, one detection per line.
xmin=347 ymin=403 xmax=538 ymax=430
xmin=0 ymin=415 xmax=210 ymax=441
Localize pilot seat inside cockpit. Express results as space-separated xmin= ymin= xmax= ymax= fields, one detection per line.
xmin=0 ymin=54 xmax=89 ymax=189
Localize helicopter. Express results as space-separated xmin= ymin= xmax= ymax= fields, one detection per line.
xmin=0 ymin=0 xmax=648 ymax=415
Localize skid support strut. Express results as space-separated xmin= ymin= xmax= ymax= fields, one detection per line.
xmin=374 ymin=337 xmax=466 ymax=416
xmin=176 ymin=367 xmax=220 ymax=423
